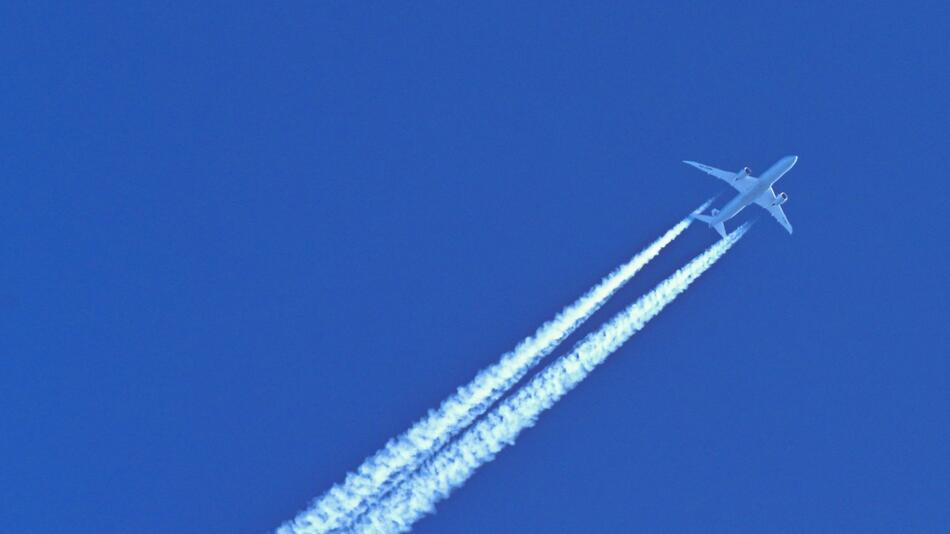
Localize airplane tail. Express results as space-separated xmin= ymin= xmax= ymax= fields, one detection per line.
xmin=692 ymin=213 xmax=727 ymax=239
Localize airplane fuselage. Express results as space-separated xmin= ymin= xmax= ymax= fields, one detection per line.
xmin=708 ymin=155 xmax=798 ymax=225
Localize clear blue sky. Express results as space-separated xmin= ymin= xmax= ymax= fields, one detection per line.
xmin=3 ymin=3 xmax=947 ymax=533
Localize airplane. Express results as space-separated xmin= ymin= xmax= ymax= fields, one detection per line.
xmin=684 ymin=155 xmax=797 ymax=238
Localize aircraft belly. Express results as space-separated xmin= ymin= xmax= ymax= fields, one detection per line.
xmin=760 ymin=156 xmax=797 ymax=185
xmin=721 ymin=188 xmax=759 ymax=220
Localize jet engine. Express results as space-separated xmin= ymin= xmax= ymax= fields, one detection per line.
xmin=772 ymin=192 xmax=789 ymax=206
xmin=734 ymin=167 xmax=751 ymax=181
xmin=711 ymin=208 xmax=720 ymax=216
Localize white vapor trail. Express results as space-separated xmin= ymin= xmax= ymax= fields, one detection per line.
xmin=351 ymin=223 xmax=750 ymax=534
xmin=278 ymin=202 xmax=712 ymax=534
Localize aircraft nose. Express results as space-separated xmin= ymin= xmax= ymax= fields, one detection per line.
xmin=785 ymin=155 xmax=799 ymax=166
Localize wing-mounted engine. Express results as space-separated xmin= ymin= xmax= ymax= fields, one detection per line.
xmin=734 ymin=167 xmax=751 ymax=181
xmin=771 ymin=192 xmax=789 ymax=206
xmin=711 ymin=208 xmax=720 ymax=216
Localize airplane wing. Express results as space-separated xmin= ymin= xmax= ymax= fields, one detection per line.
xmin=683 ymin=160 xmax=757 ymax=192
xmin=755 ymin=187 xmax=793 ymax=234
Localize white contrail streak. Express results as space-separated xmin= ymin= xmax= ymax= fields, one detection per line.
xmin=278 ymin=203 xmax=712 ymax=533
xmin=351 ymin=224 xmax=750 ymax=534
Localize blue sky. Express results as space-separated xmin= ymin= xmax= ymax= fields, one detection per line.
xmin=3 ymin=3 xmax=947 ymax=532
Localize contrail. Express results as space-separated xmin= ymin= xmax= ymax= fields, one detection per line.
xmin=278 ymin=202 xmax=712 ymax=533
xmin=351 ymin=224 xmax=750 ymax=534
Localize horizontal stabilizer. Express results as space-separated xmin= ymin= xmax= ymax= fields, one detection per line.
xmin=693 ymin=213 xmax=727 ymax=239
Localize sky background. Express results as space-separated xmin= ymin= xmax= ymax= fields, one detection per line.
xmin=3 ymin=2 xmax=948 ymax=533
